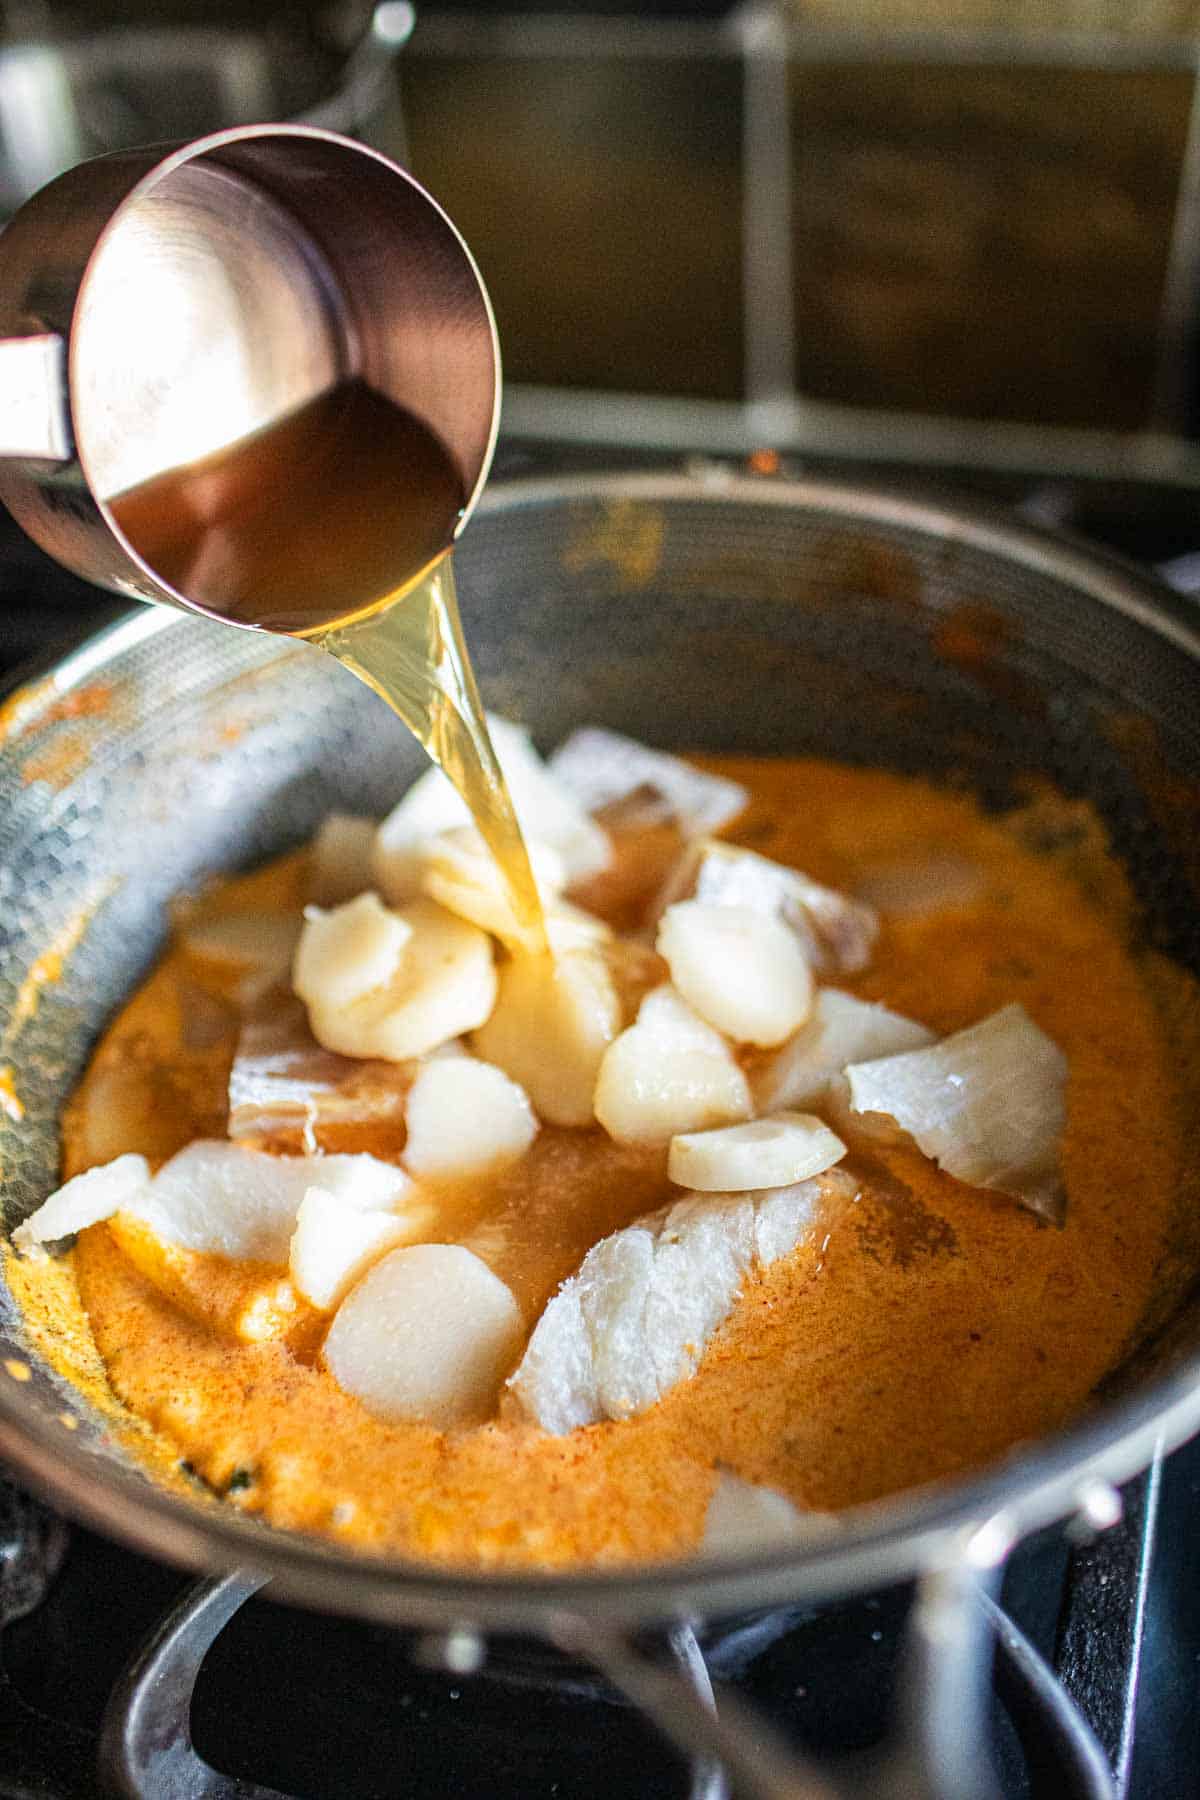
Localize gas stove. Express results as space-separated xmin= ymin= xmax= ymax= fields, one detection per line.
xmin=3 ymin=1440 xmax=1198 ymax=1798
xmin=1 ymin=446 xmax=1198 ymax=1800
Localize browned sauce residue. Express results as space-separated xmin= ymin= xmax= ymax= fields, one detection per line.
xmin=14 ymin=756 xmax=1195 ymax=1568
xmin=0 ymin=1067 xmax=24 ymax=1122
xmin=21 ymin=736 xmax=93 ymax=790
xmin=934 ymin=601 xmax=1045 ymax=717
xmin=1103 ymin=711 xmax=1200 ymax=909
xmin=35 ymin=682 xmax=116 ymax=732
xmin=0 ymin=676 xmax=114 ymax=746
xmin=3 ymin=887 xmax=117 ymax=1045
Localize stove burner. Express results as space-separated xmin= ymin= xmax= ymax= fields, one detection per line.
xmin=77 ymin=1556 xmax=1117 ymax=1800
xmin=0 ymin=1458 xmax=1131 ymax=1800
xmin=97 ymin=1571 xmax=727 ymax=1800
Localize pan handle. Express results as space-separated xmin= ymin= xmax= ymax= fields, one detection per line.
xmin=556 ymin=1555 xmax=1007 ymax=1800
xmin=97 ymin=1568 xmax=284 ymax=1800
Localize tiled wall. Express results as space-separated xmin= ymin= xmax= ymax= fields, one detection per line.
xmin=788 ymin=60 xmax=1193 ymax=429
xmin=405 ymin=45 xmax=745 ymax=397
xmin=399 ymin=14 xmax=1200 ymax=453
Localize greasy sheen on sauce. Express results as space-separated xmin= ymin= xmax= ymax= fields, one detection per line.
xmin=34 ymin=756 xmax=1194 ymax=1568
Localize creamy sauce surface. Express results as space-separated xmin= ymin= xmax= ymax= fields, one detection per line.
xmin=36 ymin=756 xmax=1195 ymax=1566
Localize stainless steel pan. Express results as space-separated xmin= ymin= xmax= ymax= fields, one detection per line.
xmin=1 ymin=470 xmax=1198 ymax=1799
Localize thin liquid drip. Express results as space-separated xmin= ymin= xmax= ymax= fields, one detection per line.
xmin=315 ymin=560 xmax=546 ymax=946
xmin=109 ymin=382 xmax=544 ymax=945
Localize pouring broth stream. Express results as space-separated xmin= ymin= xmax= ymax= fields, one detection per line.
xmin=109 ymin=379 xmax=544 ymax=946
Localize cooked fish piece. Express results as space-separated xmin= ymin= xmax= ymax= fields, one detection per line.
xmin=845 ymin=1002 xmax=1068 ymax=1222
xmin=13 ymin=1152 xmax=151 ymax=1252
xmin=657 ymin=900 xmax=813 ymax=1047
xmin=418 ymin=825 xmax=610 ymax=956
xmin=509 ymin=1170 xmax=857 ymax=1433
xmin=123 ymin=1141 xmax=412 ymax=1264
xmin=419 ymin=826 xmax=566 ymax=947
xmin=289 ymin=1186 xmax=427 ymax=1312
xmin=471 ymin=948 xmax=619 ymax=1127
xmin=668 ymin=1114 xmax=846 ymax=1192
xmin=403 ymin=1055 xmax=538 ymax=1177
xmin=303 ymin=899 xmax=497 ymax=1063
xmin=593 ymin=984 xmax=751 ymax=1145
xmin=701 ymin=1473 xmax=838 ymax=1556
xmin=543 ymin=899 xmax=615 ymax=954
xmin=323 ymin=1243 xmax=523 ymax=1427
xmin=373 ymin=716 xmax=611 ymax=904
xmin=548 ymin=727 xmax=748 ymax=837
xmin=227 ymin=996 xmax=411 ymax=1144
xmin=752 ymin=989 xmax=935 ymax=1115
xmin=293 ymin=892 xmax=412 ymax=1013
xmin=656 ymin=839 xmax=878 ymax=976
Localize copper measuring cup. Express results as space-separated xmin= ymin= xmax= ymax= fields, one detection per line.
xmin=0 ymin=124 xmax=500 ymax=629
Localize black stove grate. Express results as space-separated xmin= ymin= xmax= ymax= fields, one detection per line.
xmin=4 ymin=1445 xmax=1196 ymax=1799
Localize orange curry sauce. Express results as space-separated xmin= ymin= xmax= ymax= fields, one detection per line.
xmin=27 ymin=757 xmax=1196 ymax=1567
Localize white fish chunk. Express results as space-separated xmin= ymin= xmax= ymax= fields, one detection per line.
xmin=657 ymin=900 xmax=813 ymax=1047
xmin=548 ymin=727 xmax=748 ymax=837
xmin=509 ymin=1171 xmax=855 ymax=1433
xmin=471 ymin=948 xmax=619 ymax=1127
xmin=403 ymin=1056 xmax=538 ymax=1178
xmin=308 ymin=814 xmax=377 ymax=906
xmin=418 ymin=826 xmax=609 ymax=956
xmin=288 ymin=1185 xmax=428 ymax=1312
xmin=701 ymin=1473 xmax=839 ymax=1557
xmin=324 ymin=1243 xmax=523 ymax=1427
xmin=543 ymin=899 xmax=614 ymax=954
xmin=593 ymin=985 xmax=752 ymax=1145
xmin=373 ymin=716 xmax=611 ymax=904
xmin=125 ymin=1141 xmax=411 ymax=1264
xmin=419 ymin=825 xmax=566 ymax=948
xmin=846 ymin=1002 xmax=1068 ymax=1222
xmin=304 ymin=899 xmax=497 ymax=1063
xmin=371 ymin=767 xmax=475 ymax=906
xmin=668 ymin=1114 xmax=846 ymax=1192
xmin=657 ymin=840 xmax=878 ymax=977
xmin=227 ymin=997 xmax=411 ymax=1143
xmin=293 ymin=892 xmax=413 ymax=1013
xmin=752 ymin=989 xmax=935 ymax=1115
xmin=13 ymin=1153 xmax=151 ymax=1252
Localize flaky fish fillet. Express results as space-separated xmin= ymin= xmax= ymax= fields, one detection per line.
xmin=846 ymin=1003 xmax=1067 ymax=1222
xmin=509 ymin=1168 xmax=858 ymax=1433
xmin=655 ymin=840 xmax=878 ymax=976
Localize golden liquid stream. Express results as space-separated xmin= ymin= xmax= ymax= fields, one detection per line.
xmin=315 ymin=563 xmax=545 ymax=945
xmin=109 ymin=381 xmax=545 ymax=947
